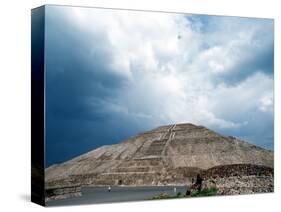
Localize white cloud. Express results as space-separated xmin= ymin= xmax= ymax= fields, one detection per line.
xmin=56 ymin=6 xmax=273 ymax=137
xmin=259 ymin=94 xmax=273 ymax=112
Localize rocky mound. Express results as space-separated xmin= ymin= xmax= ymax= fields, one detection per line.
xmin=201 ymin=164 xmax=274 ymax=195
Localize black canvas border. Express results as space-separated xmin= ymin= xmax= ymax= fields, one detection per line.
xmin=31 ymin=5 xmax=46 ymax=206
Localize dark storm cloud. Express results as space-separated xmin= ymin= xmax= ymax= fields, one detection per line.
xmin=217 ymin=40 xmax=274 ymax=86
xmin=45 ymin=7 xmax=151 ymax=166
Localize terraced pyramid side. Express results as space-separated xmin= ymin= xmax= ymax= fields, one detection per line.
xmin=45 ymin=123 xmax=273 ymax=189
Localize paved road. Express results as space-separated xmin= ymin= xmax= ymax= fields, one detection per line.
xmin=47 ymin=185 xmax=188 ymax=206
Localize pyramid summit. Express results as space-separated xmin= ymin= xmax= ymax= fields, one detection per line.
xmin=45 ymin=123 xmax=273 ymax=190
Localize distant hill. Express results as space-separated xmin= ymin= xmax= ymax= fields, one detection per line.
xmin=45 ymin=123 xmax=273 ymax=189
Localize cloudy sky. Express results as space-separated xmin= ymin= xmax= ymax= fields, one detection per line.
xmin=44 ymin=6 xmax=274 ymax=166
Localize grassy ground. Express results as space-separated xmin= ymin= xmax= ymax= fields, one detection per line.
xmin=150 ymin=192 xmax=185 ymax=200
xmin=191 ymin=188 xmax=218 ymax=197
xmin=150 ymin=188 xmax=218 ymax=200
